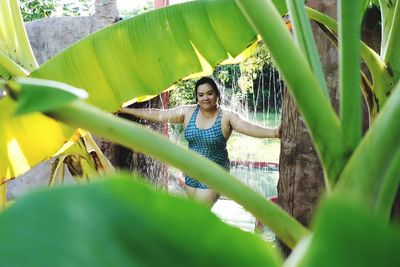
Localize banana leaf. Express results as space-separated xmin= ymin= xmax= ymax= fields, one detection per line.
xmin=296 ymin=195 xmax=400 ymax=267
xmin=0 ymin=175 xmax=283 ymax=267
xmin=0 ymin=0 xmax=287 ymax=180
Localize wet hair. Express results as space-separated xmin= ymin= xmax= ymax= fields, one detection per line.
xmin=195 ymin=77 xmax=221 ymax=104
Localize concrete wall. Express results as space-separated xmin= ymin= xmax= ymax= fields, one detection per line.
xmin=26 ymin=0 xmax=119 ymax=65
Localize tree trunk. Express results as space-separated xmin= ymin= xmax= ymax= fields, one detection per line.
xmin=277 ymin=0 xmax=338 ymax=256
xmin=94 ymin=0 xmax=119 ymax=20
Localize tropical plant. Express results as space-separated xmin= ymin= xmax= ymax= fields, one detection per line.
xmin=1 ymin=0 xmax=400 ymax=266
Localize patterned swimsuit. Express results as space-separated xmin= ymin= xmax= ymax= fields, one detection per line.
xmin=184 ymin=105 xmax=230 ymax=189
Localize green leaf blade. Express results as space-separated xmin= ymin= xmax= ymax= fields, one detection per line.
xmin=382 ymin=0 xmax=400 ymax=80
xmin=339 ymin=0 xmax=363 ymax=151
xmin=297 ymin=195 xmax=400 ymax=267
xmin=7 ymin=77 xmax=88 ymax=116
xmin=373 ymin=148 xmax=400 ymax=219
xmin=336 ymin=80 xmax=400 ymax=217
xmin=0 ymin=96 xmax=75 ymax=181
xmin=30 ymin=0 xmax=259 ymax=112
xmin=0 ymin=176 xmax=283 ymax=267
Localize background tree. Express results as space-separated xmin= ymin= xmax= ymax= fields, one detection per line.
xmin=20 ymin=0 xmax=56 ymax=21
xmin=20 ymin=0 xmax=93 ymax=22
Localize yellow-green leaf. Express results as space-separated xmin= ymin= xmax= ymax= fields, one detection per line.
xmin=0 ymin=97 xmax=74 ymax=182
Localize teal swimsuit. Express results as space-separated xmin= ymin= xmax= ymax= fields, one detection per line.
xmin=184 ymin=105 xmax=230 ymax=189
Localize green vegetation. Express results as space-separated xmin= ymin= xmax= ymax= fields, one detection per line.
xmin=20 ymin=0 xmax=56 ymax=21
xmin=1 ymin=0 xmax=400 ymax=266
xmin=19 ymin=0 xmax=93 ymax=21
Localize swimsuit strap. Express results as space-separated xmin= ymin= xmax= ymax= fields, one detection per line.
xmin=187 ymin=105 xmax=200 ymax=127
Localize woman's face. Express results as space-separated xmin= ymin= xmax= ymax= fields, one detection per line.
xmin=197 ymin=83 xmax=218 ymax=111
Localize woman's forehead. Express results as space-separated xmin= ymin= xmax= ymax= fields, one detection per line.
xmin=197 ymin=83 xmax=214 ymax=93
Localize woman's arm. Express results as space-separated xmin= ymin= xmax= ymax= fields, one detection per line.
xmin=228 ymin=112 xmax=281 ymax=138
xmin=118 ymin=106 xmax=188 ymax=124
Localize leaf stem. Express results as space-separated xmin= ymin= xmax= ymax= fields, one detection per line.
xmin=49 ymin=100 xmax=309 ymax=248
xmin=235 ymin=0 xmax=346 ymax=188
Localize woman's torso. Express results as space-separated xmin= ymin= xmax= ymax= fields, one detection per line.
xmin=183 ymin=105 xmax=232 ymax=139
xmin=183 ymin=105 xmax=230 ymax=169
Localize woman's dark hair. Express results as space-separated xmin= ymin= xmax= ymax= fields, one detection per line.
xmin=195 ymin=77 xmax=221 ymax=104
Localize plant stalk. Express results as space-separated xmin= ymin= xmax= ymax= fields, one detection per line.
xmin=49 ymin=100 xmax=309 ymax=248
xmin=235 ymin=0 xmax=347 ymax=188
xmin=338 ymin=0 xmax=362 ymax=150
xmin=306 ymin=6 xmax=395 ymax=115
xmin=285 ymin=0 xmax=328 ymax=97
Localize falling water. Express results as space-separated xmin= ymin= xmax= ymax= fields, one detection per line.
xmin=135 ymin=60 xmax=284 ymax=240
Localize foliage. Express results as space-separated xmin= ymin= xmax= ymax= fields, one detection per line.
xmin=0 ymin=175 xmax=282 ymax=267
xmin=168 ymin=79 xmax=196 ymax=107
xmin=60 ymin=0 xmax=93 ymax=17
xmin=19 ymin=0 xmax=93 ymax=21
xmin=20 ymin=0 xmax=56 ymax=22
xmin=1 ymin=0 xmax=400 ymax=266
xmin=238 ymin=42 xmax=272 ymax=92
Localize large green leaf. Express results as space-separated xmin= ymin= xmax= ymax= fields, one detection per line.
xmin=296 ymin=195 xmax=400 ymax=267
xmin=30 ymin=0 xmax=259 ymax=112
xmin=0 ymin=175 xmax=282 ymax=267
xmin=7 ymin=77 xmax=88 ymax=115
xmin=0 ymin=0 xmax=289 ymax=180
xmin=0 ymin=96 xmax=75 ymax=182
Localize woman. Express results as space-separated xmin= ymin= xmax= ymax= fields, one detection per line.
xmin=120 ymin=77 xmax=281 ymax=208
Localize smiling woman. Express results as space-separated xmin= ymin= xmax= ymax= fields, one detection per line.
xmin=119 ymin=76 xmax=281 ymax=208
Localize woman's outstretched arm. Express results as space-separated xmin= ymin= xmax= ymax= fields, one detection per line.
xmin=228 ymin=112 xmax=281 ymax=138
xmin=118 ymin=106 xmax=190 ymax=124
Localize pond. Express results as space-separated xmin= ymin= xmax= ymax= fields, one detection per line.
xmin=169 ymin=165 xmax=279 ymax=243
xmin=212 ymin=166 xmax=278 ymax=242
